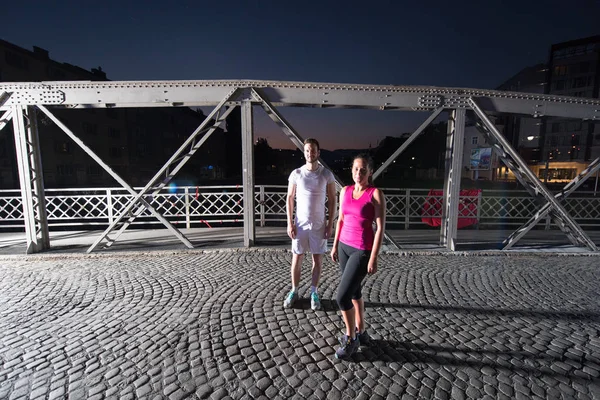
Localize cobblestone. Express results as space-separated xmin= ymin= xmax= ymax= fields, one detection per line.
xmin=0 ymin=250 xmax=599 ymax=398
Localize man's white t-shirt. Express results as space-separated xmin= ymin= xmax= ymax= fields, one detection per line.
xmin=288 ymin=164 xmax=335 ymax=229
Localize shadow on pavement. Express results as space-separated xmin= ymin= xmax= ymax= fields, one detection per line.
xmin=348 ymin=340 xmax=594 ymax=383
xmin=364 ymin=301 xmax=600 ymax=322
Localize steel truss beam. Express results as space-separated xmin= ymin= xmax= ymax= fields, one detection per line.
xmin=503 ymin=157 xmax=600 ymax=249
xmin=86 ymin=89 xmax=239 ymax=252
xmin=11 ymin=106 xmax=50 ymax=253
xmin=1 ymin=80 xmax=600 ymax=121
xmin=440 ymin=109 xmax=466 ymax=251
xmin=101 ymin=106 xmax=236 ymax=248
xmin=252 ymin=89 xmax=402 ymax=250
xmin=1 ymin=110 xmax=14 ymax=131
xmin=3 ymin=80 xmax=599 ymax=254
xmin=36 ymin=105 xmax=194 ymax=251
xmin=472 ymin=113 xmax=589 ymax=248
xmin=241 ymin=100 xmax=256 ymax=246
xmin=470 ymin=98 xmax=598 ymax=251
xmin=473 ymin=120 xmax=581 ymax=247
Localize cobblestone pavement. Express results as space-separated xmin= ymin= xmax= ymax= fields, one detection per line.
xmin=0 ymin=250 xmax=599 ymax=400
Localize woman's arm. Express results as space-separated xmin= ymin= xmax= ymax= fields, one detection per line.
xmin=330 ymin=187 xmax=346 ymax=262
xmin=368 ymin=188 xmax=386 ymax=274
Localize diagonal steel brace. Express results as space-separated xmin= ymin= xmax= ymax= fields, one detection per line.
xmin=36 ymin=104 xmax=193 ymax=251
xmin=87 ymin=88 xmax=239 ymax=252
xmin=103 ymin=106 xmax=236 ymax=248
xmin=503 ymin=157 xmax=600 ymax=249
xmin=470 ymin=97 xmax=597 ymax=251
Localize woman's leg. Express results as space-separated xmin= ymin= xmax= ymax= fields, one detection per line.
xmin=352 ymin=298 xmax=365 ymax=333
xmin=336 ymin=243 xmax=367 ymax=338
xmin=352 ymin=249 xmax=370 ymax=333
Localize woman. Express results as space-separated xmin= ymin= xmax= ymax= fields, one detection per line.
xmin=331 ymin=154 xmax=385 ymax=360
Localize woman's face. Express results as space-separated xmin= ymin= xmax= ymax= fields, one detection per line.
xmin=352 ymin=158 xmax=372 ymax=185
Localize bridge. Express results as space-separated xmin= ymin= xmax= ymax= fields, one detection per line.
xmin=1 ymin=80 xmax=600 ymax=254
xmin=1 ymin=80 xmax=600 ymax=399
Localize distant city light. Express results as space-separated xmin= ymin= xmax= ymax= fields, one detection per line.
xmin=168 ymin=182 xmax=177 ymax=193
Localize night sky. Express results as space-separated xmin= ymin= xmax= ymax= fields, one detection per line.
xmin=2 ymin=0 xmax=599 ymax=150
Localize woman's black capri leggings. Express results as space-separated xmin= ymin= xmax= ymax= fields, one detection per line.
xmin=336 ymin=242 xmax=371 ymax=311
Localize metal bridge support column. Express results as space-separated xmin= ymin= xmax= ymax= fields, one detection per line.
xmin=12 ymin=106 xmax=49 ymax=253
xmin=440 ymin=109 xmax=466 ymax=251
xmin=241 ymin=100 xmax=256 ymax=247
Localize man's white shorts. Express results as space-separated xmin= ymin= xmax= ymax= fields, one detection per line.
xmin=292 ymin=224 xmax=327 ymax=254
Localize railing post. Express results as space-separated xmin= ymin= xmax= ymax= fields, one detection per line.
xmin=476 ymin=190 xmax=482 ymax=230
xmin=107 ymin=189 xmax=113 ymax=224
xmin=260 ymin=185 xmax=265 ymax=227
xmin=185 ymin=186 xmax=191 ymax=229
xmin=405 ymin=189 xmax=410 ymax=230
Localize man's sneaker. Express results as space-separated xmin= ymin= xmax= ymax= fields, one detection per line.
xmin=310 ymin=292 xmax=322 ymax=311
xmin=356 ymin=328 xmax=372 ymax=347
xmin=335 ymin=335 xmax=360 ymax=360
xmin=283 ymin=291 xmax=298 ymax=308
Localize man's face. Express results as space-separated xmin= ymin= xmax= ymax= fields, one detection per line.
xmin=304 ymin=143 xmax=319 ymax=163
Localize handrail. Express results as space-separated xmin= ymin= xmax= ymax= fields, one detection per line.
xmin=1 ymin=185 xmax=599 ymax=230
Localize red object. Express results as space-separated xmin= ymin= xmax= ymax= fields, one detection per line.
xmin=421 ymin=189 xmax=480 ymax=228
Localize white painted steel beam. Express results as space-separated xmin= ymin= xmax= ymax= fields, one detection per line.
xmin=241 ymin=100 xmax=256 ymax=247
xmin=1 ymin=80 xmax=599 ymax=120
xmin=0 ymin=110 xmax=14 ymax=132
xmin=440 ymin=109 xmax=465 ymax=251
xmin=11 ymin=106 xmax=50 ymax=253
xmin=25 ymin=107 xmax=50 ymax=251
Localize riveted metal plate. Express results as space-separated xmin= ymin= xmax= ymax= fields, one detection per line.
xmin=7 ymin=90 xmax=65 ymax=105
xmin=418 ymin=95 xmax=443 ymax=108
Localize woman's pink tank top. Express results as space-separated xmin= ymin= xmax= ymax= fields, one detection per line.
xmin=339 ymin=185 xmax=376 ymax=250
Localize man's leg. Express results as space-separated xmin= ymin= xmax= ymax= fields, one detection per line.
xmin=307 ymin=224 xmax=327 ymax=310
xmin=284 ymin=253 xmax=303 ymax=308
xmin=310 ymin=253 xmax=322 ymax=288
xmin=309 ymin=253 xmax=323 ymax=310
xmin=291 ymin=253 xmax=304 ymax=290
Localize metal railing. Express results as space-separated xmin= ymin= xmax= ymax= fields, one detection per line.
xmin=1 ymin=186 xmax=599 ymax=230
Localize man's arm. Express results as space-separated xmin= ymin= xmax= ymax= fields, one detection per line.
xmin=286 ymin=181 xmax=297 ymax=239
xmin=325 ymin=182 xmax=337 ymax=239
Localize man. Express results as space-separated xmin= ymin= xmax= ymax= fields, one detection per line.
xmin=284 ymin=138 xmax=337 ymax=311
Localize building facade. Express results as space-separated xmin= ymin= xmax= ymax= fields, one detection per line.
xmin=541 ymin=35 xmax=600 ymax=183
xmin=0 ymin=39 xmax=227 ymax=189
xmin=494 ymin=36 xmax=600 ymax=184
